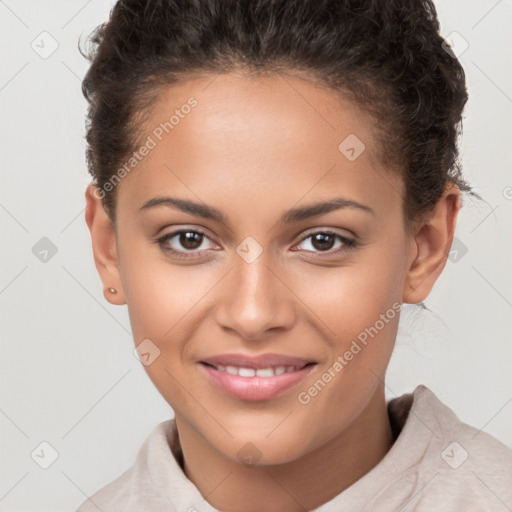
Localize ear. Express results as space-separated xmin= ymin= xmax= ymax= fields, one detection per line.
xmin=403 ymin=183 xmax=461 ymax=304
xmin=85 ymin=184 xmax=126 ymax=305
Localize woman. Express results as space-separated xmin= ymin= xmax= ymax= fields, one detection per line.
xmin=78 ymin=0 xmax=512 ymax=510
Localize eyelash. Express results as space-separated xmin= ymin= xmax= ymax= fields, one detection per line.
xmin=155 ymin=228 xmax=357 ymax=260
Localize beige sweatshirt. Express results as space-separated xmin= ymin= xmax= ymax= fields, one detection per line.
xmin=76 ymin=385 xmax=512 ymax=511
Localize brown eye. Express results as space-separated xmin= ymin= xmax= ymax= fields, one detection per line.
xmin=310 ymin=232 xmax=336 ymax=251
xmin=179 ymin=231 xmax=203 ymax=250
xmin=156 ymin=228 xmax=217 ymax=258
xmin=294 ymin=230 xmax=356 ymax=256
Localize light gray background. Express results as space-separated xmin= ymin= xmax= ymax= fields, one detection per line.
xmin=1 ymin=1 xmax=511 ymax=511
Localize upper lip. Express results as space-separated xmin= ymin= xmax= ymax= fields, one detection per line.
xmin=200 ymin=353 xmax=315 ymax=370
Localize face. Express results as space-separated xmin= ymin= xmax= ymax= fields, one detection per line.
xmin=87 ymin=71 xmax=446 ymax=466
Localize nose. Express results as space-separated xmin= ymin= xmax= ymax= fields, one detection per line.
xmin=214 ymin=250 xmax=296 ymax=341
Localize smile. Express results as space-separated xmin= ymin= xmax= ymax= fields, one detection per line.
xmin=199 ymin=357 xmax=316 ymax=401
xmin=203 ymin=363 xmax=306 ymax=378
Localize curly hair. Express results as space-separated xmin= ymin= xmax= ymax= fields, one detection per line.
xmin=80 ymin=0 xmax=476 ymax=226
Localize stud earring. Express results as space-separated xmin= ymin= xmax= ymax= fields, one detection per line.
xmin=107 ymin=287 xmax=117 ymax=294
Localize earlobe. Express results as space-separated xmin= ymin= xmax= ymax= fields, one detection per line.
xmin=85 ymin=184 xmax=126 ymax=305
xmin=403 ymin=184 xmax=461 ymax=304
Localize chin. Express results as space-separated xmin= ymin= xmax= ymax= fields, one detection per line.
xmin=218 ymin=432 xmax=311 ymax=468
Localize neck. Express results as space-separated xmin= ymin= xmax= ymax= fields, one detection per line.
xmin=176 ymin=385 xmax=393 ymax=512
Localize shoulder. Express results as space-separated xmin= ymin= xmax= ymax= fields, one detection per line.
xmin=390 ymin=385 xmax=512 ymax=511
xmin=76 ymin=466 xmax=133 ymax=512
xmin=75 ymin=420 xmax=177 ymax=512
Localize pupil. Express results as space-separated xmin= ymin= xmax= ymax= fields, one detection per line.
xmin=181 ymin=232 xmax=202 ymax=249
xmin=312 ymin=233 xmax=334 ymax=251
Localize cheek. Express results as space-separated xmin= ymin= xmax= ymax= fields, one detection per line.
xmin=119 ymin=254 xmax=215 ymax=407
xmin=290 ymin=255 xmax=405 ymax=450
xmin=300 ymin=241 xmax=406 ymax=346
xmin=119 ymin=237 xmax=217 ymax=343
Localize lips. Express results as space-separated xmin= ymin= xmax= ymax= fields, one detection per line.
xmin=199 ymin=353 xmax=316 ymax=401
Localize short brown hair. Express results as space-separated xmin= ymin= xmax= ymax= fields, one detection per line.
xmin=80 ymin=0 xmax=476 ymax=225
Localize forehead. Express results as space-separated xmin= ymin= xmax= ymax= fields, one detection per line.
xmin=116 ymin=71 xmax=404 ymax=223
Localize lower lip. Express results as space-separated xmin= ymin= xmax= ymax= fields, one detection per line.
xmin=199 ymin=363 xmax=316 ymax=401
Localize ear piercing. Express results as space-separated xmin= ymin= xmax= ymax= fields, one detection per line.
xmin=107 ymin=287 xmax=118 ymax=294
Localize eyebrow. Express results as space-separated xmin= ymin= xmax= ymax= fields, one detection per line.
xmin=139 ymin=196 xmax=375 ymax=225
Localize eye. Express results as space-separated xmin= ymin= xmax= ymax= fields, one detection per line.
xmin=293 ymin=230 xmax=356 ymax=256
xmin=156 ymin=228 xmax=218 ymax=258
xmin=155 ymin=227 xmax=356 ymax=260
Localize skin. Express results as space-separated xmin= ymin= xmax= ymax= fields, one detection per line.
xmin=85 ymin=71 xmax=460 ymax=512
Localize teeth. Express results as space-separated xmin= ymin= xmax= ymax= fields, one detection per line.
xmin=211 ymin=364 xmax=302 ymax=377
xmin=239 ymin=367 xmax=256 ymax=377
xmin=255 ymin=368 xmax=274 ymax=377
